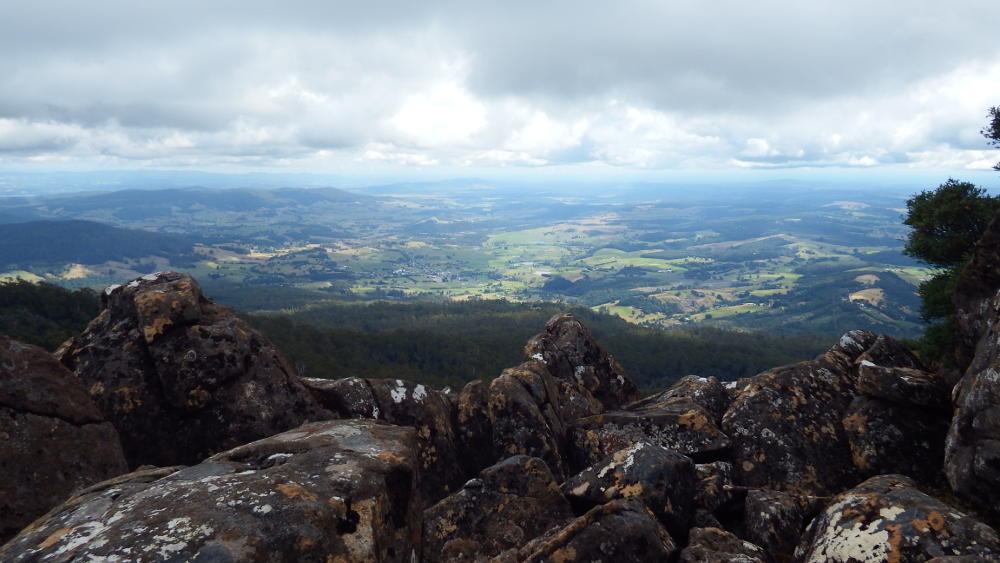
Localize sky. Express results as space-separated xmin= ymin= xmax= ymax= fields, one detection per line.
xmin=1 ymin=1 xmax=999 ymax=182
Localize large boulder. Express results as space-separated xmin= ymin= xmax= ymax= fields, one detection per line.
xmin=561 ymin=442 xmax=696 ymax=542
xmin=796 ymin=474 xmax=1000 ymax=562
xmin=568 ymin=398 xmax=730 ymax=470
xmin=0 ymin=336 xmax=128 ymax=543
xmin=0 ymin=419 xmax=423 ymax=562
xmin=722 ymin=358 xmax=859 ymax=495
xmin=56 ymin=272 xmax=333 ymax=467
xmin=303 ymin=376 xmax=464 ymax=499
xmin=422 ymin=455 xmax=572 ymax=562
xmin=856 ymin=362 xmax=951 ymax=408
xmin=524 ymin=313 xmax=639 ymax=410
xmin=744 ymin=488 xmax=823 ymax=563
xmin=842 ymin=396 xmax=949 ymax=484
xmin=627 ymin=374 xmax=731 ymax=425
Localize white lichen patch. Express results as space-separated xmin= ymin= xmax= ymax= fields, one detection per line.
xmin=878 ymin=506 xmax=905 ymax=520
xmin=413 ymin=384 xmax=427 ymax=402
xmin=530 ymin=353 xmax=546 ymax=363
xmin=804 ymin=495 xmax=892 ymax=562
xmin=253 ymin=504 xmax=273 ymax=514
xmin=104 ymin=284 xmax=122 ymax=296
xmin=860 ymin=360 xmax=877 ymax=368
xmin=390 ymin=382 xmax=407 ymax=403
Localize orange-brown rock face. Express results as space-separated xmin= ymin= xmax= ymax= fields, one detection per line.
xmin=56 ymin=272 xmax=333 ymax=467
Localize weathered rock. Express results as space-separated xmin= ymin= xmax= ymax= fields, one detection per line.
xmin=679 ymin=526 xmax=767 ymax=563
xmin=524 ymin=313 xmax=639 ymax=410
xmin=796 ymin=474 xmax=1000 ymax=562
xmin=818 ymin=329 xmax=879 ymax=373
xmin=56 ymin=272 xmax=333 ymax=467
xmin=422 ymin=455 xmax=571 ymax=562
xmin=856 ymin=362 xmax=951 ymax=408
xmin=488 ymin=360 xmax=571 ymax=480
xmin=944 ymin=367 xmax=1000 ymax=514
xmin=511 ymin=499 xmax=677 ymax=562
xmin=569 ymin=397 xmax=730 ymax=470
xmin=562 ymin=442 xmax=696 ymax=541
xmin=627 ymin=374 xmax=730 ymax=425
xmin=0 ymin=336 xmax=129 ymax=543
xmin=455 ymin=379 xmax=495 ymax=478
xmin=722 ymin=359 xmax=859 ymax=495
xmin=0 ymin=419 xmax=423 ymax=562
xmin=843 ymin=396 xmax=949 ymax=484
xmin=856 ymin=334 xmax=926 ymax=371
xmin=694 ymin=461 xmax=735 ymax=515
xmin=302 ymin=376 xmax=379 ymax=419
xmin=744 ymin=488 xmax=823 ymax=563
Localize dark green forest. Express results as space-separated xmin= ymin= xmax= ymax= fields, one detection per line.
xmin=0 ymin=280 xmax=100 ymax=350
xmin=245 ymin=299 xmax=830 ymax=391
xmin=0 ymin=220 xmax=196 ymax=267
xmin=0 ymin=280 xmax=829 ymax=391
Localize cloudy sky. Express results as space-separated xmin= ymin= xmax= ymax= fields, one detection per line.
xmin=1 ymin=1 xmax=998 ymax=179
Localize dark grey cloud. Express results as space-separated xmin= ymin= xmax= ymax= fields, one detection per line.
xmin=0 ymin=1 xmax=997 ymax=172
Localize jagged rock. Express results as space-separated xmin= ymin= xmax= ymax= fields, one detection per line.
xmin=817 ymin=329 xmax=879 ymax=373
xmin=796 ymin=474 xmax=1000 ymax=562
xmin=843 ymin=396 xmax=948 ymax=484
xmin=509 ymin=499 xmax=677 ymax=562
xmin=305 ymin=376 xmax=464 ymax=499
xmin=455 ymin=379 xmax=494 ymax=478
xmin=524 ymin=313 xmax=639 ymax=410
xmin=744 ymin=488 xmax=823 ymax=563
xmin=693 ymin=461 xmax=734 ymax=514
xmin=722 ymin=359 xmax=859 ymax=496
xmin=422 ymin=455 xmax=572 ymax=562
xmin=0 ymin=419 xmax=423 ymax=562
xmin=0 ymin=336 xmax=129 ymax=543
xmin=856 ymin=334 xmax=926 ymax=371
xmin=302 ymin=376 xmax=379 ymax=419
xmin=945 ymin=367 xmax=1000 ymax=514
xmin=562 ymin=442 xmax=696 ymax=541
xmin=679 ymin=527 xmax=767 ymax=563
xmin=56 ymin=272 xmax=332 ymax=467
xmin=856 ymin=362 xmax=951 ymax=408
xmin=626 ymin=374 xmax=730 ymax=425
xmin=568 ymin=397 xmax=730 ymax=470
xmin=488 ymin=360 xmax=572 ymax=480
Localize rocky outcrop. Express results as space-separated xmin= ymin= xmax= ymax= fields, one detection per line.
xmin=523 ymin=313 xmax=638 ymax=411
xmin=303 ymin=376 xmax=464 ymax=500
xmin=628 ymin=374 xmax=731 ymax=424
xmin=945 ymin=212 xmax=1000 ymax=515
xmin=843 ymin=396 xmax=949 ymax=483
xmin=56 ymin=272 xmax=332 ymax=467
xmin=0 ymin=336 xmax=128 ymax=543
xmin=568 ymin=397 xmax=730 ymax=469
xmin=796 ymin=474 xmax=1000 ymax=562
xmin=722 ymin=358 xmax=859 ymax=496
xmin=744 ymin=488 xmax=823 ymax=563
xmin=857 ymin=362 xmax=950 ymax=408
xmin=561 ymin=442 xmax=696 ymax=541
xmin=0 ymin=419 xmax=422 ymax=562
xmin=422 ymin=455 xmax=571 ymax=561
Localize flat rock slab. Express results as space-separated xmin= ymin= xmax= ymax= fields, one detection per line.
xmin=57 ymin=272 xmax=332 ymax=468
xmin=507 ymin=499 xmax=677 ymax=563
xmin=568 ymin=398 xmax=730 ymax=470
xmin=422 ymin=455 xmax=571 ymax=562
xmin=627 ymin=374 xmax=731 ymax=425
xmin=0 ymin=419 xmax=422 ymax=563
xmin=797 ymin=474 xmax=1000 ymax=562
xmin=0 ymin=336 xmax=128 ymax=543
xmin=679 ymin=526 xmax=767 ymax=563
xmin=857 ymin=363 xmax=950 ymax=408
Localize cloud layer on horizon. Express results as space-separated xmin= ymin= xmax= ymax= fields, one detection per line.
xmin=1 ymin=1 xmax=998 ymax=173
